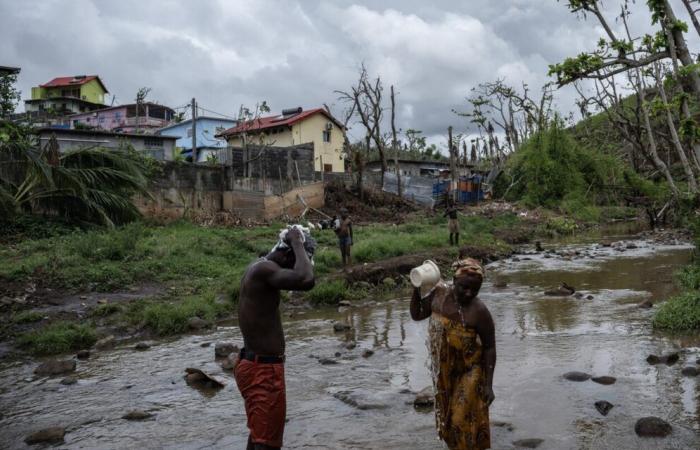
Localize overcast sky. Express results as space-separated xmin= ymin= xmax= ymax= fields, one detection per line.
xmin=0 ymin=0 xmax=683 ymax=148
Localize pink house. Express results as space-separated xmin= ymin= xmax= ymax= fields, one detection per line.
xmin=66 ymin=102 xmax=175 ymax=134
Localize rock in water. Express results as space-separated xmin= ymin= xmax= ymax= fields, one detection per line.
xmin=362 ymin=349 xmax=374 ymax=358
xmin=76 ymin=350 xmax=90 ymax=359
xmin=664 ymin=353 xmax=679 ymax=365
xmin=646 ymin=354 xmax=661 ymax=365
xmin=333 ymin=322 xmax=351 ymax=332
xmin=681 ymin=366 xmax=698 ymax=377
xmin=94 ymin=335 xmax=115 ymax=350
xmin=122 ymin=410 xmax=154 ymax=421
xmin=220 ymin=353 xmax=238 ymax=370
xmin=594 ymin=400 xmax=613 ymax=416
xmin=35 ymin=360 xmax=76 ymax=376
xmin=60 ymin=376 xmax=78 ymax=385
xmin=318 ymin=358 xmax=338 ymax=365
xmin=24 ymin=427 xmax=65 ymax=445
xmin=634 ymin=417 xmax=672 ymax=437
xmin=187 ymin=317 xmax=208 ymax=330
xmin=512 ymin=438 xmax=544 ymax=448
xmin=338 ymin=300 xmax=352 ymax=307
xmin=413 ymin=386 xmax=434 ymax=409
xmin=591 ymin=376 xmax=616 ymax=385
xmin=134 ymin=342 xmax=150 ymax=351
xmin=214 ymin=342 xmax=238 ymax=358
xmin=637 ymin=299 xmax=653 ymax=309
xmin=184 ymin=368 xmax=225 ymax=389
xmin=563 ymin=371 xmax=591 ymax=382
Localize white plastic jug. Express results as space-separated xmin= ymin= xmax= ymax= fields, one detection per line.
xmin=410 ymin=260 xmax=441 ymax=288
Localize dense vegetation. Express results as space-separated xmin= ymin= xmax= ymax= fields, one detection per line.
xmin=1 ymin=213 xmax=525 ymax=354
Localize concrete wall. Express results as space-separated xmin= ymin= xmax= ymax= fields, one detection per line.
xmin=138 ymin=160 xmax=323 ymax=221
xmin=228 ymin=143 xmax=315 ymax=185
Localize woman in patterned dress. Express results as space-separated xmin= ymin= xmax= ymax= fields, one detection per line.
xmin=410 ymin=258 xmax=496 ymax=450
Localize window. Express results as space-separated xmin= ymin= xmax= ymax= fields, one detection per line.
xmin=324 ymin=164 xmax=333 ymax=173
xmin=187 ymin=128 xmax=193 ymax=137
xmin=322 ymin=130 xmax=331 ymax=143
xmin=144 ymin=137 xmax=163 ymax=147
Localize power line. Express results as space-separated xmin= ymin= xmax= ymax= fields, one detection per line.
xmin=196 ymin=105 xmax=238 ymax=121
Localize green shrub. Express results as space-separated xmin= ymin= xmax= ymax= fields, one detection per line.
xmin=11 ymin=311 xmax=44 ymax=324
xmin=676 ymin=265 xmax=700 ymax=290
xmin=305 ymin=280 xmax=346 ymax=305
xmin=91 ymin=303 xmax=122 ymax=317
xmin=17 ymin=322 xmax=97 ymax=355
xmin=139 ymin=295 xmax=226 ymax=335
xmin=653 ymin=292 xmax=700 ymax=331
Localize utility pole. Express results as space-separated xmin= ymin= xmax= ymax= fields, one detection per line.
xmin=448 ymin=126 xmax=456 ymax=203
xmin=191 ymin=98 xmax=197 ymax=163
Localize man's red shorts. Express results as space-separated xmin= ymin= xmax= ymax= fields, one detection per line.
xmin=234 ymin=359 xmax=286 ymax=448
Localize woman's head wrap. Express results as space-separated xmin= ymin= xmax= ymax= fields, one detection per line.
xmin=452 ymin=257 xmax=484 ymax=278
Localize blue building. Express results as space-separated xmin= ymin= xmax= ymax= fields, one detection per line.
xmin=157 ymin=116 xmax=236 ymax=162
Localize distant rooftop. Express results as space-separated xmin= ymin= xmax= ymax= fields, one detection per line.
xmin=218 ymin=107 xmax=344 ymax=137
xmin=39 ymin=75 xmax=108 ymax=93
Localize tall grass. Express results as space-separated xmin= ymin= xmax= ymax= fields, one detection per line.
xmin=17 ymin=322 xmax=97 ymax=355
xmin=653 ymin=292 xmax=700 ymax=331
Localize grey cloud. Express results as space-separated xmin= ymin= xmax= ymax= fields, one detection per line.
xmin=0 ymin=0 xmax=680 ymax=147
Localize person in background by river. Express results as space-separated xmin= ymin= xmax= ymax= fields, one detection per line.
xmin=234 ymin=226 xmax=316 ymax=450
xmin=444 ymin=199 xmax=459 ymax=246
xmin=334 ymin=208 xmax=354 ymax=266
xmin=410 ymin=256 xmax=496 ymax=450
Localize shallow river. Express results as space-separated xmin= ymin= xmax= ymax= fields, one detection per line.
xmin=1 ymin=234 xmax=699 ymax=449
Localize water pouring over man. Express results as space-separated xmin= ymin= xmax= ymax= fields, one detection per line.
xmin=234 ymin=226 xmax=316 ymax=450
xmin=410 ymin=256 xmax=496 ymax=450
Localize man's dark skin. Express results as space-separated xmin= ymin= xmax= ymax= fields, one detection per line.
xmin=444 ymin=201 xmax=459 ymax=246
xmin=410 ymin=272 xmax=496 ymax=406
xmin=237 ymin=228 xmax=314 ymax=449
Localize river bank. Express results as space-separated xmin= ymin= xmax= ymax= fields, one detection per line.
xmin=0 ymin=232 xmax=697 ymax=449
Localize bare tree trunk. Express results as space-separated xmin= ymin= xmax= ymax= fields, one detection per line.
xmin=681 ymin=0 xmax=700 ymax=38
xmin=390 ymin=85 xmax=402 ymax=198
xmin=663 ymin=1 xmax=700 ymax=100
xmin=448 ymin=126 xmax=456 ymax=203
xmin=655 ymin=64 xmax=698 ymax=193
xmin=635 ymin=71 xmax=680 ymax=197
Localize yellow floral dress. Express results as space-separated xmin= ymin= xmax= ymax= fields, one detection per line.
xmin=428 ymin=285 xmax=491 ymax=450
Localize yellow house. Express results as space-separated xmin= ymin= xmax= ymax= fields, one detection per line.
xmin=25 ymin=75 xmax=108 ymax=115
xmin=218 ymin=107 xmax=346 ymax=172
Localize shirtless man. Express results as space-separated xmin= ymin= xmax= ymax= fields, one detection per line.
xmin=234 ymin=227 xmax=315 ymax=450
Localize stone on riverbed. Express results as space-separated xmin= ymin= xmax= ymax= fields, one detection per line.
xmin=338 ymin=300 xmax=352 ymax=307
xmin=94 ymin=335 xmax=115 ymax=350
xmin=187 ymin=317 xmax=209 ymax=330
xmin=362 ymin=349 xmax=374 ymax=358
xmin=134 ymin=342 xmax=151 ymax=351
xmin=60 ymin=376 xmax=77 ymax=385
xmin=512 ymin=438 xmax=544 ymax=448
xmin=681 ymin=366 xmax=698 ymax=377
xmin=333 ymin=391 xmax=389 ymax=410
xmin=563 ymin=371 xmax=591 ymax=382
xmin=647 ymin=352 xmax=679 ymax=365
xmin=122 ymin=410 xmax=154 ymax=421
xmin=413 ymin=386 xmax=434 ymax=409
xmin=594 ymin=400 xmax=613 ymax=416
xmin=333 ymin=322 xmax=352 ymax=332
xmin=591 ymin=376 xmax=616 ymax=385
xmin=634 ymin=416 xmax=672 ymax=437
xmin=492 ymin=421 xmax=515 ymax=432
xmin=76 ymin=350 xmax=90 ymax=359
xmin=214 ymin=342 xmax=238 ymax=358
xmin=35 ymin=359 xmax=76 ymax=376
xmin=318 ymin=358 xmax=338 ymax=365
xmin=184 ymin=368 xmax=225 ymax=389
xmin=24 ymin=427 xmax=65 ymax=445
xmin=637 ymin=299 xmax=654 ymax=309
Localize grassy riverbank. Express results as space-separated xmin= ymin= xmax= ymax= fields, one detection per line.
xmin=1 ymin=211 xmax=531 ymax=355
xmin=653 ymin=235 xmax=700 ymax=331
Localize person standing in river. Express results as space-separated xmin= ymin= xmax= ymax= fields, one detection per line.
xmin=410 ymin=256 xmax=496 ymax=450
xmin=444 ymin=199 xmax=460 ymax=246
xmin=334 ymin=208 xmax=354 ymax=266
xmin=234 ymin=226 xmax=316 ymax=450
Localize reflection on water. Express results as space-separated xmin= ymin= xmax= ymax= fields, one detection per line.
xmin=0 ymin=240 xmax=698 ymax=449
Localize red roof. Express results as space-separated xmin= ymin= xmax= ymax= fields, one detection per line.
xmin=218 ymin=108 xmax=344 ymax=137
xmin=40 ymin=75 xmax=108 ymax=93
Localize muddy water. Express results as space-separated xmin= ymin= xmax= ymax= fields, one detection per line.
xmin=1 ymin=238 xmax=699 ymax=449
